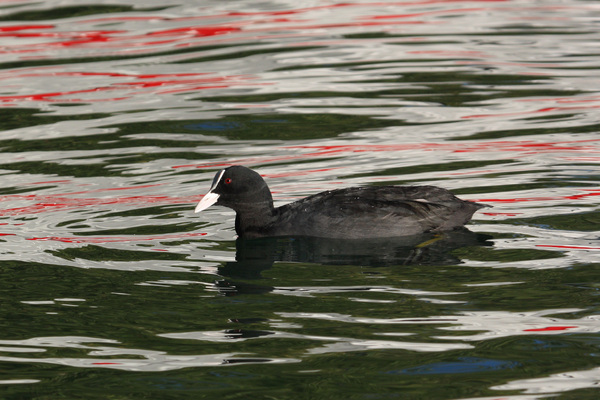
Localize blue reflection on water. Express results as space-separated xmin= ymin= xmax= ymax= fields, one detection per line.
xmin=388 ymin=357 xmax=521 ymax=375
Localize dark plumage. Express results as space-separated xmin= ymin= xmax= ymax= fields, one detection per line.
xmin=195 ymin=165 xmax=488 ymax=239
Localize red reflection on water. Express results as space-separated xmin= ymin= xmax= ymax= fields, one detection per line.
xmin=0 ymin=196 xmax=187 ymax=216
xmin=38 ymin=183 xmax=164 ymax=196
xmin=91 ymin=362 xmax=121 ymax=365
xmin=1 ymin=0 xmax=592 ymax=63
xmin=285 ymin=139 xmax=600 ymax=157
xmin=0 ymin=184 xmax=203 ymax=216
xmin=0 ymin=87 xmax=128 ymax=103
xmin=27 ymin=232 xmax=207 ymax=244
xmin=173 ymin=138 xmax=599 ymax=170
xmin=0 ymin=20 xmax=240 ymax=48
xmin=0 ymin=70 xmax=260 ymax=103
xmin=360 ymin=3 xmax=510 ymax=24
xmin=222 ymin=0 xmax=509 ymax=18
xmin=536 ymin=245 xmax=600 ymax=251
xmin=474 ymin=189 xmax=600 ymax=204
xmin=523 ymin=326 xmax=577 ymax=332
xmin=146 ymin=26 xmax=240 ymax=37
xmin=0 ymin=28 xmax=123 ymax=40
xmin=560 ymin=157 xmax=600 ymax=162
xmin=1 ymin=137 xmax=597 ymax=216
xmin=4 ymin=0 xmax=593 ymax=107
xmin=462 ymin=105 xmax=600 ymax=119
xmin=0 ymin=0 xmax=513 ymax=61
xmin=0 ymin=18 xmax=245 ymax=59
xmin=481 ymin=212 xmax=521 ymax=216
xmin=0 ymin=28 xmax=127 ymax=55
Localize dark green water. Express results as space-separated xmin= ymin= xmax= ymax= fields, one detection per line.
xmin=0 ymin=1 xmax=599 ymax=399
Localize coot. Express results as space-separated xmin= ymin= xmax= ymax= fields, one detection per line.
xmin=194 ymin=165 xmax=487 ymax=239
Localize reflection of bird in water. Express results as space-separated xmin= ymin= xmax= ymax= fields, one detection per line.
xmin=212 ymin=230 xmax=493 ymax=296
xmin=195 ymin=165 xmax=488 ymax=239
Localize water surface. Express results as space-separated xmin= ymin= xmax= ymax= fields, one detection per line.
xmin=0 ymin=1 xmax=599 ymax=399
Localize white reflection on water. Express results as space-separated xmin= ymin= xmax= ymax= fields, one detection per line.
xmin=0 ymin=380 xmax=41 ymax=385
xmin=458 ymin=395 xmax=545 ymax=400
xmin=272 ymin=285 xmax=464 ymax=298
xmin=160 ymin=330 xmax=473 ymax=353
xmin=0 ymin=336 xmax=297 ymax=371
xmin=278 ymin=308 xmax=600 ymax=342
xmin=492 ymin=366 xmax=600 ymax=394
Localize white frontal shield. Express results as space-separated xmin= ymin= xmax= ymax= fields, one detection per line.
xmin=194 ymin=169 xmax=226 ymax=213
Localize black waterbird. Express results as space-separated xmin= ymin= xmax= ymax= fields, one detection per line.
xmin=195 ymin=165 xmax=487 ymax=240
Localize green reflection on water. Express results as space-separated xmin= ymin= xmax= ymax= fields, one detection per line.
xmin=0 ymin=108 xmax=109 ymax=132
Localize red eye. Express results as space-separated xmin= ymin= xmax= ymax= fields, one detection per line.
xmin=224 ymin=178 xmax=232 ymax=184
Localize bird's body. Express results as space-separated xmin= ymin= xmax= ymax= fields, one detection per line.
xmin=195 ymin=165 xmax=487 ymax=239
